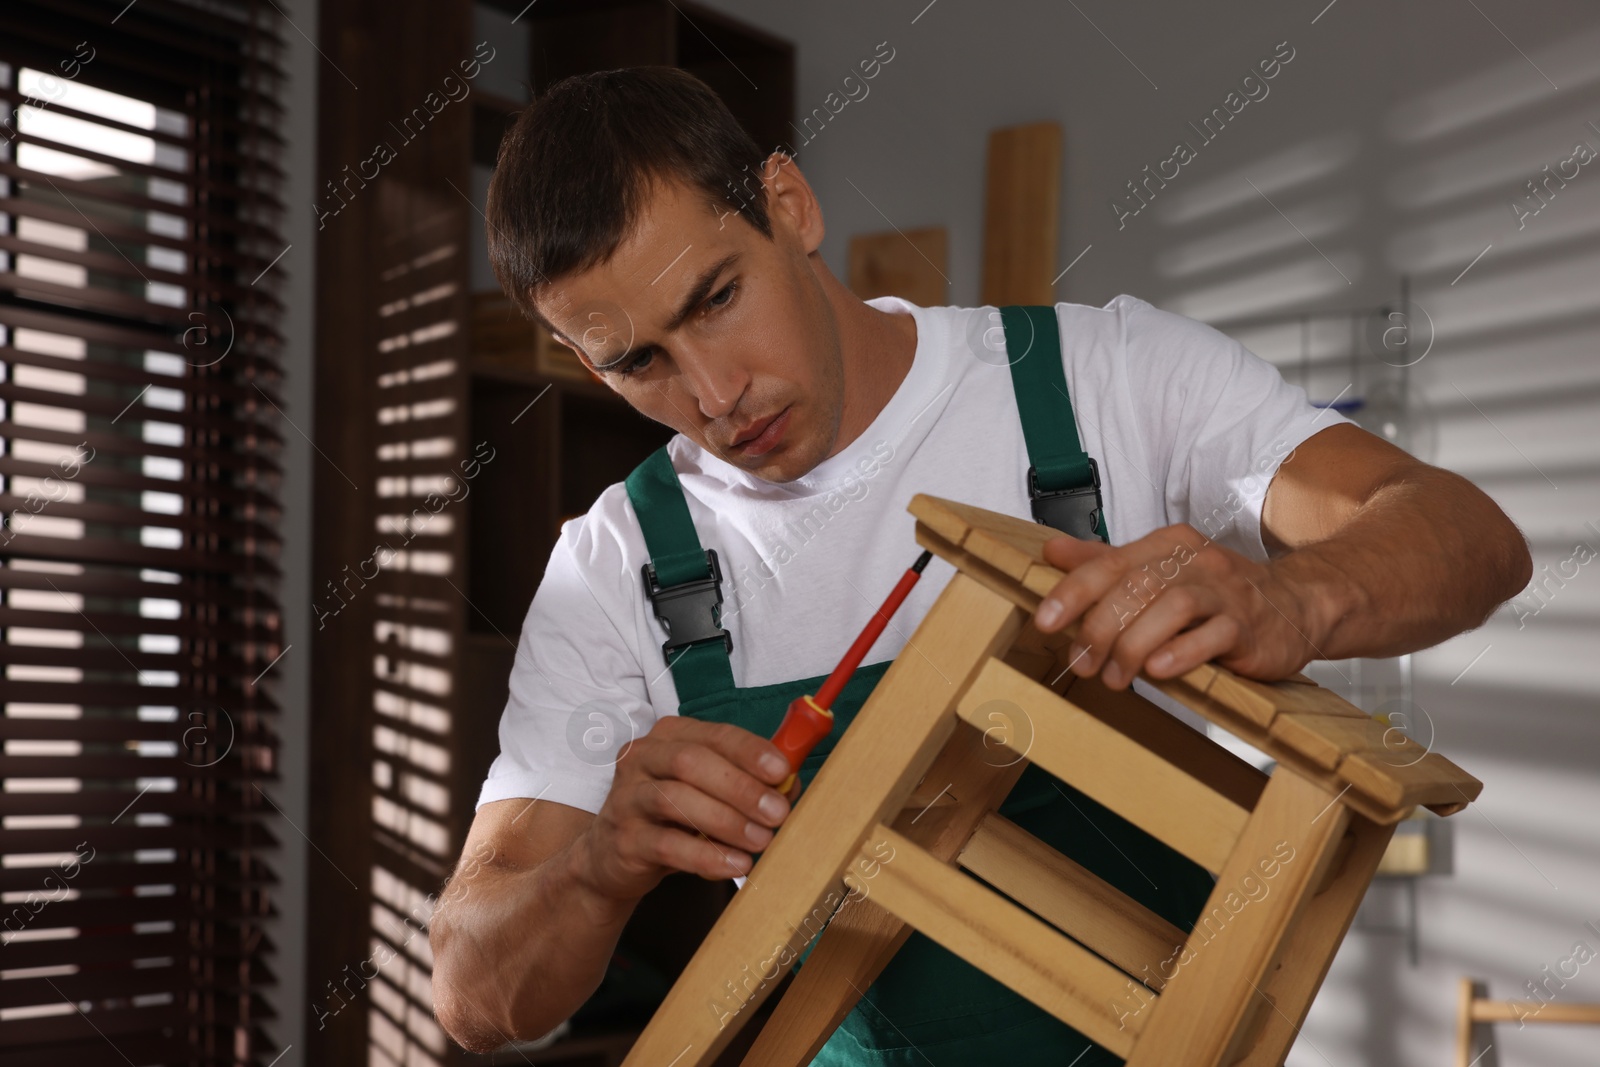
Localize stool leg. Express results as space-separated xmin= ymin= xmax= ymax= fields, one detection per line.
xmin=738 ymin=705 xmax=1036 ymax=1066
xmin=619 ymin=573 xmax=1025 ymax=1067
xmin=1230 ymin=811 xmax=1395 ymax=1066
xmin=1125 ymin=770 xmax=1353 ymax=1067
xmin=738 ymin=895 xmax=916 ymax=1066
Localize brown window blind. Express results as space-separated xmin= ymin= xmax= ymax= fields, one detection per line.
xmin=356 ymin=198 xmax=470 ymax=1067
xmin=302 ymin=0 xmax=481 ymax=1061
xmin=0 ymin=0 xmax=287 ymax=1064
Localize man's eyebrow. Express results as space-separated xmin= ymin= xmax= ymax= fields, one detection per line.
xmin=583 ymin=250 xmax=742 ymax=372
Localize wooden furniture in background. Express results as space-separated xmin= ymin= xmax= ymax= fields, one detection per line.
xmin=471 ymin=292 xmax=603 ymax=385
xmin=847 ymin=226 xmax=949 ymax=306
xmin=615 ymin=495 xmax=1482 ymax=1067
xmin=1455 ymin=976 xmax=1600 ymax=1067
xmin=525 ymin=0 xmax=793 ymax=155
xmin=980 ymin=121 xmax=1063 ymax=307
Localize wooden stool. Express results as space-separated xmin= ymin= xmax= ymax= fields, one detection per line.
xmin=1456 ymin=976 xmax=1600 ymax=1066
xmin=619 ymin=495 xmax=1483 ymax=1067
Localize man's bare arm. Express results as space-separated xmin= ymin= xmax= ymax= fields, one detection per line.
xmin=1031 ymin=423 xmax=1534 ymax=686
xmin=1259 ymin=421 xmax=1534 ymax=660
xmin=430 ymin=717 xmax=800 ymax=1053
xmin=428 ymin=799 xmax=627 ymax=1053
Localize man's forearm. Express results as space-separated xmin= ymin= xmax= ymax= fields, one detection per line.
xmin=432 ymin=831 xmax=639 ymax=1053
xmin=1271 ymin=465 xmax=1532 ymax=661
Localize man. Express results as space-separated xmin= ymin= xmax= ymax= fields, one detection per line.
xmin=430 ymin=67 xmax=1530 ymax=1063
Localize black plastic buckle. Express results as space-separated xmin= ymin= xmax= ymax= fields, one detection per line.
xmin=642 ymin=549 xmax=733 ymax=657
xmin=1028 ymin=458 xmax=1105 ymax=541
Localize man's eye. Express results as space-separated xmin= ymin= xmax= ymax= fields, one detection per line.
xmin=610 ymin=284 xmax=736 ymax=378
xmin=616 ymin=349 xmax=654 ymax=377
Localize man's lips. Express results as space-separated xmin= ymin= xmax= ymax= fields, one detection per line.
xmin=731 ymin=406 xmax=791 ymax=457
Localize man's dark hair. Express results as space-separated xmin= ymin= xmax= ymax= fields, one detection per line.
xmin=486 ymin=66 xmax=782 ymax=335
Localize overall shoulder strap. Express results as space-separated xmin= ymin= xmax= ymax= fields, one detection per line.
xmin=623 ymin=446 xmax=736 ymax=703
xmin=999 ymin=305 xmax=1110 ymax=543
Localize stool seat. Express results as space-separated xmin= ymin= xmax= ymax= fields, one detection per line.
xmin=911 ymin=493 xmax=1481 ymax=825
xmin=618 ymin=494 xmax=1483 ymax=1067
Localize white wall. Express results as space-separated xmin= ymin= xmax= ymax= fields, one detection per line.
xmin=693 ymin=1 xmax=1600 ymax=1063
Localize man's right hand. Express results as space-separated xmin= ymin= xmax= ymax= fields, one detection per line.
xmin=432 ymin=717 xmax=804 ymax=1051
xmin=574 ymin=715 xmax=802 ymax=903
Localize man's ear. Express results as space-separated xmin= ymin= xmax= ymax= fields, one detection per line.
xmin=764 ymin=153 xmax=824 ymax=255
xmin=760 ymin=148 xmax=796 ymax=181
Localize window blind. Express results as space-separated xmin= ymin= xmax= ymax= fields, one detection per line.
xmin=356 ymin=194 xmax=470 ymax=1067
xmin=0 ymin=0 xmax=287 ymax=1063
xmin=302 ymin=2 xmax=477 ymax=1062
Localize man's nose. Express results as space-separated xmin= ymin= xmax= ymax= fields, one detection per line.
xmin=678 ymin=347 xmax=749 ymax=421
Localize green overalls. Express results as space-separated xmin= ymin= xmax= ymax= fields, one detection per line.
xmin=622 ymin=307 xmax=1216 ymax=1065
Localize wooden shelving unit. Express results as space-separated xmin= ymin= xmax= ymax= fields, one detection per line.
xmin=523 ymin=0 xmax=794 ymax=150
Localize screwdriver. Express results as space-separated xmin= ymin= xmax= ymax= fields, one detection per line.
xmin=769 ymin=549 xmax=935 ymax=794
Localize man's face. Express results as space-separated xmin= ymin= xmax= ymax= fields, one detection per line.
xmin=532 ymin=160 xmax=845 ymax=483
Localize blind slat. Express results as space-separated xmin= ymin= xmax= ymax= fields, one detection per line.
xmin=0 ymin=533 xmax=284 ymax=575
xmin=0 ymin=963 xmax=181 ymax=1011
xmin=0 ymin=387 xmax=288 ymax=446
xmin=0 ymin=84 xmax=196 ymax=149
xmin=2 ymin=181 xmax=287 ymax=272
xmin=0 ymin=821 xmax=280 ymax=854
xmin=0 ymin=566 xmax=283 ymax=609
xmin=0 ymin=160 xmax=287 ymax=250
xmin=0 ymin=788 xmax=256 ymax=816
xmin=0 ymin=1004 xmax=186 ymax=1048
xmin=0 ymin=930 xmax=187 ymax=971
xmin=0 ymin=894 xmax=187 ymax=932
xmin=0 ymin=493 xmax=282 ymax=545
xmin=0 ymin=716 xmax=277 ymax=743
xmin=0 ymin=859 xmax=189 ymax=893
xmin=0 ymin=273 xmax=203 ymax=330
xmin=0 ymin=420 xmax=287 ymax=480
xmin=0 ymin=234 xmax=287 ymax=314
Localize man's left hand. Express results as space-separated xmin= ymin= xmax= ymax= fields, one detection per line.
xmin=1031 ymin=524 xmax=1320 ymax=689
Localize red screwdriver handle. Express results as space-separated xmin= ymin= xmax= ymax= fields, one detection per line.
xmin=771 ymin=694 xmax=831 ymax=793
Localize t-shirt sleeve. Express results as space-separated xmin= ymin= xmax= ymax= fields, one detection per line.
xmin=475 ymin=516 xmax=656 ymax=815
xmin=1115 ymin=295 xmax=1354 ymax=561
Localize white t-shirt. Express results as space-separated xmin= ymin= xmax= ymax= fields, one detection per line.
xmin=477 ymin=293 xmax=1351 ymax=815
